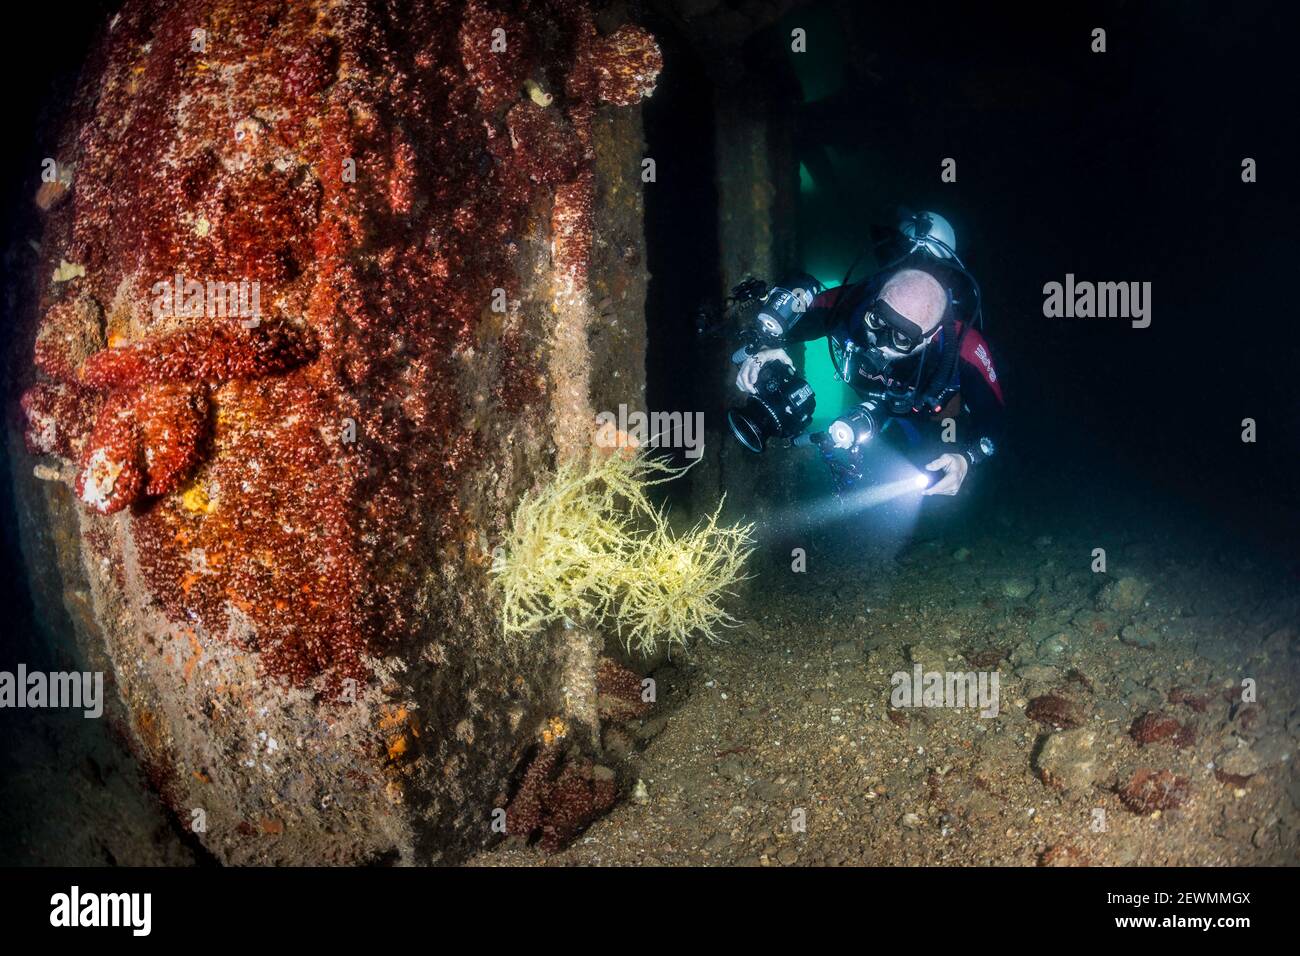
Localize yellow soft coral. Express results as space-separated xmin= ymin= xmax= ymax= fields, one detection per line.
xmin=491 ymin=448 xmax=753 ymax=655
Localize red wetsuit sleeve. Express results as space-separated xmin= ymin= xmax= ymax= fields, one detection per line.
xmin=784 ymin=284 xmax=862 ymax=344
xmin=955 ymin=324 xmax=1005 ymax=459
xmin=958 ymin=325 xmax=1004 ymax=405
xmin=811 ymin=287 xmax=843 ymax=309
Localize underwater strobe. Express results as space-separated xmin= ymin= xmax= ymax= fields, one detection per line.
xmin=753 ymin=282 xmax=819 ymax=340
xmin=727 ymin=360 xmax=816 ymax=453
xmin=826 ymin=401 xmax=882 ymax=451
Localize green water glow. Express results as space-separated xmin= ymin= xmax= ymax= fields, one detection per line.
xmin=792 ymin=272 xmax=854 ymax=427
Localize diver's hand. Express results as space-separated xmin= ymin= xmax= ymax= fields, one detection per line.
xmin=735 ymin=348 xmax=794 ymax=394
xmin=922 ymin=453 xmax=968 ymax=496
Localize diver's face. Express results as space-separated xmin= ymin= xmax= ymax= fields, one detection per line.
xmin=876 ymin=341 xmax=915 ymax=362
xmin=861 ymin=329 xmax=924 ymax=363
xmin=861 ymin=305 xmax=932 ymax=358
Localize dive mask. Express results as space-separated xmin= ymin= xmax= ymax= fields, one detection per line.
xmin=861 ymin=298 xmax=930 ymax=354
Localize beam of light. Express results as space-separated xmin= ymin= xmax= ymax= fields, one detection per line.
xmin=758 ymin=446 xmax=930 ymax=536
xmin=797 ymin=471 xmax=927 ymax=527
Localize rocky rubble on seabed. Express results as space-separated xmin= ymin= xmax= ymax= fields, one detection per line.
xmin=475 ymin=513 xmax=1300 ymax=866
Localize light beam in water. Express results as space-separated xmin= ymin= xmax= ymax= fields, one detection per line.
xmin=761 ymin=446 xmax=931 ymax=533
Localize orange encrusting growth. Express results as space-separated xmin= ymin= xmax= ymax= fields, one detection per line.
xmin=21 ymin=0 xmax=662 ymax=687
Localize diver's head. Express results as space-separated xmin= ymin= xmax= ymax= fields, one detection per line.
xmin=860 ymin=268 xmax=948 ymax=362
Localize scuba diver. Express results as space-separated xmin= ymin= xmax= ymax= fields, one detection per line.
xmin=725 ymin=210 xmax=1004 ymax=496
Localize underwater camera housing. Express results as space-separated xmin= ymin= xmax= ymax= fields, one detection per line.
xmin=727 ymin=360 xmax=816 ymax=453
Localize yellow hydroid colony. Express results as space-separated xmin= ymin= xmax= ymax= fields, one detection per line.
xmin=491 ymin=448 xmax=754 ymax=655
